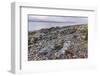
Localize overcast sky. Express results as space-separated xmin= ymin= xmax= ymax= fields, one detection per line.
xmin=28 ymin=15 xmax=88 ymax=32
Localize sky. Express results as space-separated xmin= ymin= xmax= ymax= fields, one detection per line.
xmin=28 ymin=15 xmax=88 ymax=32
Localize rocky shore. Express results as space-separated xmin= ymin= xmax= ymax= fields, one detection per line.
xmin=28 ymin=24 xmax=88 ymax=61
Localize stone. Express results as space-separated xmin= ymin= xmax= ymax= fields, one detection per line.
xmin=28 ymin=24 xmax=88 ymax=61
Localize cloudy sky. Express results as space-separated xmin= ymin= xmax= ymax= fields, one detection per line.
xmin=28 ymin=15 xmax=88 ymax=32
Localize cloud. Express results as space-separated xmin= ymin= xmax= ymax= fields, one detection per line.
xmin=29 ymin=15 xmax=48 ymax=20
xmin=28 ymin=15 xmax=88 ymax=31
